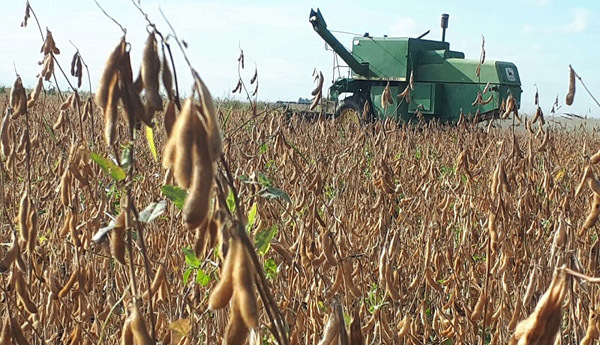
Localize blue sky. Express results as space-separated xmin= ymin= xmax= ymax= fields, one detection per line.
xmin=0 ymin=0 xmax=598 ymax=116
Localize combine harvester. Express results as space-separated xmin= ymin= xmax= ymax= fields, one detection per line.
xmin=309 ymin=8 xmax=522 ymax=123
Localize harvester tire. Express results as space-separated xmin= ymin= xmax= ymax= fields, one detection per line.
xmin=334 ymin=99 xmax=363 ymax=126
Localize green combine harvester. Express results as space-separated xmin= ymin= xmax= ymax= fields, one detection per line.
xmin=309 ymin=8 xmax=522 ymax=123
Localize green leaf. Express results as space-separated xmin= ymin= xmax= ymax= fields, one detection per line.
xmin=343 ymin=313 xmax=352 ymax=327
xmin=182 ymin=268 xmax=192 ymax=285
xmin=182 ymin=247 xmax=200 ymax=268
xmin=257 ymin=173 xmax=272 ymax=187
xmin=161 ymin=185 xmax=187 ymax=210
xmin=254 ymin=226 xmax=278 ymax=256
xmin=43 ymin=120 xmax=56 ymax=141
xmin=223 ymin=105 xmax=233 ymax=128
xmin=137 ymin=200 xmax=167 ymax=223
xmin=259 ymin=143 xmax=268 ymax=155
xmin=317 ymin=301 xmax=326 ymax=312
xmin=195 ymin=268 xmax=211 ymax=286
xmin=120 ymin=145 xmax=132 ymax=172
xmin=263 ymin=258 xmax=278 ymax=279
xmin=89 ymin=151 xmax=126 ymax=182
xmin=246 ymin=203 xmax=257 ymax=232
xmin=260 ymin=187 xmax=291 ymax=203
xmin=226 ymin=189 xmax=236 ymax=213
xmin=146 ymin=126 xmax=158 ymax=161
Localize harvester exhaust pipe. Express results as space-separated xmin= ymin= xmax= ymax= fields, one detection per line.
xmin=441 ymin=14 xmax=449 ymax=42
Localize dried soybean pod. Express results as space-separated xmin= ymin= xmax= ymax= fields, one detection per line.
xmin=310 ymin=91 xmax=321 ymax=111
xmin=510 ymin=269 xmax=566 ymax=345
xmin=271 ymin=240 xmax=293 ymax=264
xmin=481 ymin=93 xmax=493 ymax=105
xmin=59 ymin=211 xmax=73 ymax=237
xmin=381 ymin=82 xmax=392 ymax=108
xmin=522 ymin=267 xmax=538 ymax=306
xmin=194 ymin=72 xmax=222 ymax=162
xmin=0 ymin=316 xmax=10 ymax=345
xmin=580 ymin=312 xmax=598 ymax=345
xmin=27 ymin=208 xmax=38 ymax=254
xmin=41 ymin=29 xmax=59 ymax=55
xmin=96 ymin=37 xmax=125 ymax=109
xmin=119 ymin=49 xmax=134 ymax=83
xmin=14 ymin=269 xmax=37 ymax=314
xmin=76 ymin=56 xmax=83 ymax=88
xmin=161 ymin=53 xmax=174 ymax=101
xmin=169 ymin=97 xmax=195 ymax=188
xmin=82 ymin=97 xmax=91 ymax=122
xmin=193 ymin=223 xmax=208 ymax=258
xmin=27 ymin=77 xmax=43 ymax=108
xmin=591 ymin=149 xmax=600 ymax=165
xmin=223 ymin=294 xmax=249 ymax=345
xmin=9 ymin=316 xmax=29 ymax=345
xmin=312 ymin=71 xmax=324 ymax=96
xmin=231 ymin=80 xmax=242 ymax=94
xmin=588 ymin=177 xmax=600 ymax=196
xmin=69 ymin=211 xmax=81 ymax=248
xmin=0 ymin=110 xmax=11 ymax=157
xmin=58 ymin=269 xmax=78 ymax=298
xmin=129 ymin=304 xmax=153 ymax=345
xmin=11 ymin=78 xmax=27 ymax=119
xmin=583 ymin=194 xmax=600 ymax=229
xmin=121 ymin=317 xmax=134 ymax=345
xmin=350 ymin=308 xmax=365 ymax=345
xmin=208 ymin=236 xmax=238 ymax=310
xmin=18 ymin=192 xmax=29 ymax=242
xmin=143 ymin=265 xmax=166 ymax=300
xmin=325 ymin=266 xmax=343 ymax=299
xmin=70 ymin=52 xmax=78 ymax=76
xmin=119 ymin=51 xmax=150 ymax=130
xmin=104 ymin=73 xmax=120 ymax=146
xmin=125 ymin=79 xmax=150 ymax=129
xmin=317 ymin=310 xmax=340 ymax=345
xmin=60 ymin=94 xmax=74 ymax=111
xmin=566 ymin=65 xmax=575 ymax=106
xmin=68 ymin=326 xmax=81 ymax=345
xmin=471 ymin=290 xmax=486 ymax=321
xmin=321 ymin=230 xmax=337 ymax=266
xmin=250 ymin=67 xmax=258 ymax=84
xmin=110 ymin=212 xmax=126 ymax=265
xmin=0 ymin=234 xmax=19 ymax=272
xmin=46 ymin=272 xmax=61 ymax=298
xmin=233 ymin=242 xmax=259 ymax=329
xmin=9 ymin=77 xmax=21 ymax=109
xmin=576 ymin=165 xmax=594 ymax=197
xmin=397 ymin=315 xmax=410 ymax=338
xmin=182 ymin=126 xmax=214 ymax=229
xmin=343 ymin=260 xmax=361 ymax=297
xmin=508 ymin=297 xmax=521 ymax=331
xmin=425 ymin=267 xmax=442 ymax=292
xmin=537 ymin=130 xmax=550 ymax=152
xmin=164 ymin=101 xmax=176 ymax=137
xmin=141 ymin=31 xmax=163 ymax=120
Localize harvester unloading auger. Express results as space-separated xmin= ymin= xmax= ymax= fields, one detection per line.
xmin=309 ymin=8 xmax=522 ymax=123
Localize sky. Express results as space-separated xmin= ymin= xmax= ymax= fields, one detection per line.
xmin=0 ymin=0 xmax=598 ymax=117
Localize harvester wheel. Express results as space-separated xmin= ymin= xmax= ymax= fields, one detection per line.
xmin=334 ymin=99 xmax=363 ymax=127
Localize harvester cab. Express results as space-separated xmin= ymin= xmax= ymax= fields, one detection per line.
xmin=309 ymin=8 xmax=522 ymax=123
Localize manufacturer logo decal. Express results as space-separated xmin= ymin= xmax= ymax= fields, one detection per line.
xmin=505 ymin=67 xmax=516 ymax=82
